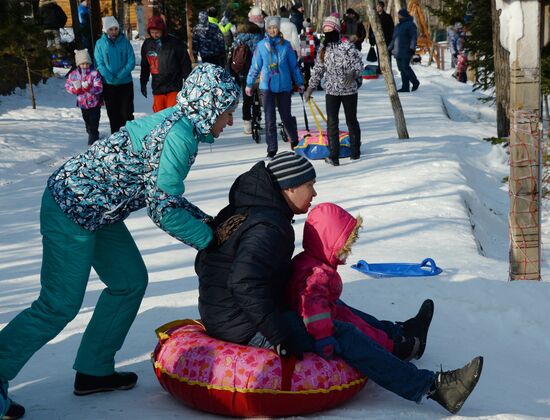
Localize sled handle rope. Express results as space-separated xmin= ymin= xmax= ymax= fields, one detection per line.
xmin=300 ymin=93 xmax=310 ymax=133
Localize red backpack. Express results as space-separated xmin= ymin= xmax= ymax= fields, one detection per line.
xmin=230 ymin=44 xmax=252 ymax=75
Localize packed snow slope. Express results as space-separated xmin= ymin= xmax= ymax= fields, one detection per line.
xmin=1 ymin=57 xmax=550 ymax=419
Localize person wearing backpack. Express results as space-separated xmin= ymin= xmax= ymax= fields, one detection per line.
xmin=232 ymin=6 xmax=264 ymax=135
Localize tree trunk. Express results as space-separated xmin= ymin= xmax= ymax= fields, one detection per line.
xmin=316 ymin=0 xmax=325 ymax=32
xmin=69 ymin=0 xmax=82 ymax=48
xmin=25 ymin=56 xmax=36 ymax=110
xmin=491 ymin=0 xmax=510 ymax=139
xmin=125 ymin=1 xmax=132 ymax=39
xmin=90 ymin=0 xmax=102 ymax=52
xmin=365 ymin=0 xmax=409 ymax=139
xmin=118 ymin=0 xmax=125 ymax=33
xmin=186 ymin=0 xmax=194 ymax=63
xmin=507 ymin=1 xmax=541 ymax=280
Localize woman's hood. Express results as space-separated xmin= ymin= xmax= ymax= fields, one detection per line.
xmin=175 ymin=63 xmax=241 ymax=136
xmin=302 ymin=202 xmax=358 ymax=266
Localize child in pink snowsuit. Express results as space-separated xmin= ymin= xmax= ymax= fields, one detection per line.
xmin=65 ymin=48 xmax=103 ymax=145
xmin=288 ymin=202 xmax=423 ymax=361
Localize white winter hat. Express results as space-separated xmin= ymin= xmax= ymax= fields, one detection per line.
xmin=102 ymin=16 xmax=119 ymax=33
xmin=74 ymin=48 xmax=92 ymax=66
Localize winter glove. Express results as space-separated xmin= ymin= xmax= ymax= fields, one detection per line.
xmin=303 ymin=87 xmax=313 ymax=102
xmin=297 ymin=85 xmax=305 ymax=94
xmin=215 ymin=213 xmax=247 ymax=246
xmin=73 ymin=80 xmax=81 ymax=89
xmin=314 ymin=336 xmax=341 ymax=360
xmin=140 ymin=84 xmax=147 ymax=98
xmin=81 ymin=81 xmax=89 ymax=90
xmin=245 ymin=86 xmax=253 ymax=97
xmin=273 ymin=337 xmax=303 ymax=360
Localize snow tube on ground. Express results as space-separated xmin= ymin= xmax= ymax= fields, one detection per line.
xmin=152 ymin=319 xmax=368 ymax=417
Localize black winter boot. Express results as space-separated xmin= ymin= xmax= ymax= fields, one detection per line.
xmin=427 ymin=356 xmax=483 ymax=414
xmin=2 ymin=400 xmax=25 ymax=420
xmin=74 ymin=371 xmax=138 ymax=396
xmin=392 ymin=336 xmax=421 ymax=361
xmin=400 ymin=299 xmax=434 ymax=359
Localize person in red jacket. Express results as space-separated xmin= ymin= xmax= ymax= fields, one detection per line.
xmin=285 ymin=202 xmax=484 ymax=414
xmin=140 ymin=15 xmax=192 ymax=112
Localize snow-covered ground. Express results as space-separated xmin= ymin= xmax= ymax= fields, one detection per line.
xmin=1 ymin=49 xmax=550 ymax=419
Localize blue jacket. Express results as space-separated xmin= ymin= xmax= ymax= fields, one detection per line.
xmin=47 ymin=64 xmax=241 ymax=250
xmin=94 ymin=32 xmax=135 ymax=85
xmin=388 ymin=16 xmax=417 ymax=59
xmin=246 ymin=35 xmax=303 ymax=93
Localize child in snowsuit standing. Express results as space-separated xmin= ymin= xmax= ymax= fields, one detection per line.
xmin=65 ymin=48 xmax=103 ymax=145
xmin=286 ymin=202 xmax=484 ymax=414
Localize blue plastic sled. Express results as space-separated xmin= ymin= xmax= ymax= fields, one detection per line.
xmin=351 ymin=258 xmax=442 ymax=278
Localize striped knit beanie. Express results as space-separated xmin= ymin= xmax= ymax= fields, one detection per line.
xmin=267 ymin=152 xmax=316 ymax=189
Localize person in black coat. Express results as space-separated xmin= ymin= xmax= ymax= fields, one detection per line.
xmin=196 ymin=152 xmax=317 ymax=357
xmin=38 ymin=0 xmax=67 ymax=49
xmin=140 ymin=15 xmax=192 ymax=112
xmin=368 ymin=1 xmax=395 ymax=73
xmin=290 ymin=1 xmax=305 ymax=34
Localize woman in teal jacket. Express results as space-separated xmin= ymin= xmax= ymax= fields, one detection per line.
xmin=0 ymin=64 xmax=240 ymax=419
xmin=94 ymin=16 xmax=136 ymax=133
xmin=245 ymin=16 xmax=304 ymax=157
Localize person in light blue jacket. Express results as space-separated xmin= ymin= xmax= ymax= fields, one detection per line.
xmin=0 ymin=64 xmax=240 ymax=419
xmin=245 ymin=16 xmax=304 ymax=157
xmin=94 ymin=16 xmax=136 ymax=133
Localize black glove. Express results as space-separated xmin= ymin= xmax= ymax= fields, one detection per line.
xmin=140 ymin=84 xmax=147 ymax=98
xmin=273 ymin=337 xmax=303 ymax=360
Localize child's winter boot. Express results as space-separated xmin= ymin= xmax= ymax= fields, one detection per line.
xmin=392 ymin=336 xmax=420 ymax=361
xmin=74 ymin=371 xmax=138 ymax=396
xmin=427 ymin=356 xmax=483 ymax=414
xmin=399 ymin=299 xmax=434 ymax=359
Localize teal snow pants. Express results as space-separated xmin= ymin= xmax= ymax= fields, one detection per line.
xmin=0 ymin=188 xmax=148 ymax=381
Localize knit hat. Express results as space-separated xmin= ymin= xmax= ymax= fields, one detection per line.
xmin=267 ymin=152 xmax=316 ymax=190
xmin=74 ymin=48 xmax=92 ymax=66
xmin=322 ymin=15 xmax=341 ymax=32
xmin=248 ymin=6 xmax=265 ymax=27
xmin=147 ymin=15 xmax=166 ymax=34
xmin=265 ymin=16 xmax=281 ymax=29
xmin=398 ymin=8 xmax=410 ymax=18
xmin=102 ymin=16 xmax=119 ymax=32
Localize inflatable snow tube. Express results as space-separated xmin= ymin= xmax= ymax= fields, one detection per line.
xmin=152 ymin=320 xmax=368 ymax=417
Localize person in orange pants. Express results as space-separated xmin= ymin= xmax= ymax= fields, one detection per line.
xmin=140 ymin=15 xmax=192 ymax=112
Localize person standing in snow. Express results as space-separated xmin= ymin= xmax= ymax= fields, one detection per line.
xmin=285 ymin=201 xmax=484 ymax=415
xmin=304 ymin=16 xmax=363 ymax=165
xmin=38 ymin=0 xmax=67 ymax=49
xmin=65 ymin=48 xmax=103 ymax=145
xmin=78 ymin=0 xmax=92 ymax=51
xmin=388 ymin=8 xmax=420 ymax=93
xmin=341 ymin=8 xmax=367 ymax=51
xmin=140 ymin=15 xmax=192 ymax=112
xmin=290 ymin=1 xmax=305 ymax=35
xmin=299 ymin=19 xmax=320 ymax=88
xmin=367 ymin=1 xmax=394 ymax=73
xmin=232 ymin=6 xmax=265 ymax=135
xmin=0 ymin=64 xmax=240 ymax=420
xmin=94 ymin=16 xmax=135 ymax=133
xmin=245 ymin=16 xmax=304 ymax=157
xmin=192 ymin=10 xmax=226 ymax=66
xmin=279 ymin=6 xmax=300 ymax=55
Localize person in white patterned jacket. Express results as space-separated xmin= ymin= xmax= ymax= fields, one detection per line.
xmin=304 ymin=15 xmax=364 ymax=166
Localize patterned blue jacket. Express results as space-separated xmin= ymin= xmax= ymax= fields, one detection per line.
xmin=47 ymin=64 xmax=240 ymax=250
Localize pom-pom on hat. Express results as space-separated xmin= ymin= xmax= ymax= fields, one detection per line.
xmin=265 ymin=16 xmax=281 ymax=29
xmin=267 ymin=151 xmax=316 ymax=190
xmin=102 ymin=16 xmax=119 ymax=33
xmin=74 ymin=48 xmax=92 ymax=66
xmin=322 ymin=15 xmax=341 ymax=32
xmin=248 ymin=6 xmax=265 ymax=27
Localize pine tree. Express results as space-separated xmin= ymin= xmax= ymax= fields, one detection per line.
xmin=0 ymin=0 xmax=52 ymax=95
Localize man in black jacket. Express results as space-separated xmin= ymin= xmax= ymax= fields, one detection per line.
xmin=196 ymin=152 xmax=317 ymax=358
xmin=368 ymin=1 xmax=395 ymax=74
xmin=140 ymin=15 xmax=192 ymax=112
xmin=38 ymin=0 xmax=67 ymax=49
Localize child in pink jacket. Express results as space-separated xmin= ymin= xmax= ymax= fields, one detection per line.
xmin=65 ymin=49 xmax=103 ymax=145
xmin=287 ymin=202 xmax=432 ymax=361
